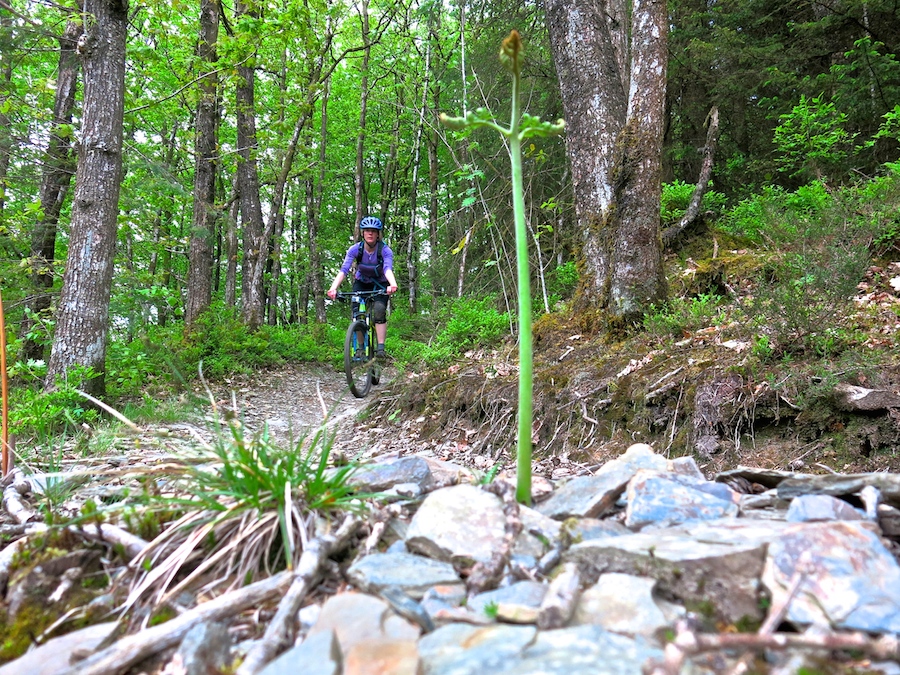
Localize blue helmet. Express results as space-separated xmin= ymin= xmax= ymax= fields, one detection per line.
xmin=359 ymin=215 xmax=383 ymax=231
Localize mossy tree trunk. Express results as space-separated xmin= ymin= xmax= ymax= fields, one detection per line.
xmin=545 ymin=0 xmax=668 ymax=322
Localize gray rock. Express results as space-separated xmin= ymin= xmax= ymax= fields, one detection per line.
xmin=762 ymin=520 xmax=900 ymax=633
xmin=669 ymin=455 xmax=706 ymax=480
xmin=563 ymin=519 xmax=790 ymax=623
xmin=625 ymin=469 xmax=739 ymax=530
xmin=344 ymin=638 xmax=420 ymax=675
xmin=572 ymin=573 xmax=679 ymax=638
xmin=308 ymin=592 xmax=421 ymax=653
xmin=561 ymin=517 xmax=631 ymax=543
xmin=514 ymin=505 xmax=562 ymax=560
xmin=511 ymin=625 xmax=663 ymax=675
xmin=467 ymin=580 xmax=547 ymax=620
xmin=833 ymin=382 xmax=900 ymax=412
xmin=785 ymin=494 xmax=864 ymax=522
xmin=537 ymin=444 xmax=667 ymax=520
xmin=347 ymin=551 xmax=462 ymax=599
xmin=259 ymin=629 xmax=341 ymax=675
xmin=417 ymin=623 xmax=537 ymax=674
xmin=0 ymin=622 xmax=117 ymax=675
xmin=174 ymin=621 xmax=231 ymax=675
xmin=715 ymin=466 xmax=802 ymax=490
xmin=420 ymin=584 xmax=468 ymax=621
xmin=349 ymin=456 xmax=436 ymax=492
xmin=406 ymin=484 xmax=507 ymax=565
xmin=778 ymin=473 xmax=900 ymax=507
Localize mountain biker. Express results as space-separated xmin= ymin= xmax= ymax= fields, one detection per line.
xmin=327 ymin=215 xmax=399 ymax=358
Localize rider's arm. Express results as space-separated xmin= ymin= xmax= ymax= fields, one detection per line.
xmin=326 ymin=271 xmax=346 ymax=299
xmin=385 ymin=269 xmax=398 ymax=294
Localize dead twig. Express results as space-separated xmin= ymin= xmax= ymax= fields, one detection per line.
xmin=59 ymin=570 xmax=296 ymax=675
xmin=235 ymin=516 xmax=363 ymax=675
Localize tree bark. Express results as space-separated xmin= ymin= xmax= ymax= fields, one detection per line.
xmin=308 ymin=77 xmax=330 ymax=324
xmin=235 ymin=2 xmax=266 ymax=330
xmin=545 ymin=0 xmax=668 ymax=322
xmin=185 ymin=0 xmax=220 ymax=327
xmin=0 ymin=10 xmax=13 ymax=234
xmin=46 ymin=0 xmax=129 ymax=396
xmin=353 ymin=0 xmax=371 ymax=232
xmin=21 ymin=16 xmax=82 ymax=363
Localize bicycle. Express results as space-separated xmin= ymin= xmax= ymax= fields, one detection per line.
xmin=335 ymin=288 xmax=386 ymax=398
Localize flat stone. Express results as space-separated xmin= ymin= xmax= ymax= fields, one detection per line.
xmin=349 ymin=456 xmax=435 ymax=492
xmin=572 ymin=573 xmax=675 ymax=638
xmin=0 ymin=622 xmax=117 ymax=675
xmin=512 ymin=625 xmax=664 ymax=674
xmin=417 ymin=623 xmax=537 ymax=674
xmin=563 ymin=519 xmax=794 ymax=623
xmin=833 ymin=383 xmax=900 ymax=412
xmin=344 ymin=639 xmax=419 ymax=675
xmin=762 ymin=520 xmax=900 ymax=633
xmin=308 ymin=592 xmax=421 ymax=654
xmin=777 ymin=473 xmax=900 ymax=507
xmin=785 ymin=494 xmax=864 ymax=522
xmin=468 ymin=580 xmax=547 ymax=620
xmin=715 ymin=466 xmax=803 ymax=490
xmin=406 ymin=484 xmax=506 ymax=565
xmin=537 ymin=444 xmax=668 ymax=520
xmin=513 ymin=505 xmax=562 ymax=560
xmin=561 ymin=517 xmax=631 ymax=543
xmin=625 ymin=469 xmax=739 ymax=530
xmin=347 ymin=552 xmax=461 ymax=599
xmin=259 ymin=629 xmax=341 ymax=675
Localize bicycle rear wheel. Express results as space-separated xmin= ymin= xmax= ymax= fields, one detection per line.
xmin=344 ymin=319 xmax=373 ymax=398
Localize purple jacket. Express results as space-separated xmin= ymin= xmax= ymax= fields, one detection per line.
xmin=340 ymin=242 xmax=394 ymax=282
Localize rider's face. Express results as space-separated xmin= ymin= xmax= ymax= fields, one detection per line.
xmin=362 ymin=228 xmax=379 ymax=246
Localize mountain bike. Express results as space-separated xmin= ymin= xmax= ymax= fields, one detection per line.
xmin=335 ymin=288 xmax=385 ymax=398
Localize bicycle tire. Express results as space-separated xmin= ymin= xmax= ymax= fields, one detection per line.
xmin=344 ymin=319 xmax=373 ymax=398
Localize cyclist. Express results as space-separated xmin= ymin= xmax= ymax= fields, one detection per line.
xmin=327 ymin=215 xmax=399 ymax=358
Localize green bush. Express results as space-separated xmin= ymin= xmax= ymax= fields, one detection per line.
xmin=644 ymin=292 xmax=728 ymax=338
xmin=660 ymin=180 xmax=728 ymax=225
xmin=10 ymin=365 xmax=102 ymax=440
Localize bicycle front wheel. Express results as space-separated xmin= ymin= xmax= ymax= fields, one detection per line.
xmin=344 ymin=319 xmax=373 ymax=398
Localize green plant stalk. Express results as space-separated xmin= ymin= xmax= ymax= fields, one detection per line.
xmin=508 ymin=65 xmax=533 ymax=506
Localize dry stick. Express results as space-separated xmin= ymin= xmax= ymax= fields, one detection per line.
xmin=2 ymin=470 xmax=37 ymax=524
xmin=59 ymin=570 xmax=296 ymax=675
xmin=236 ymin=516 xmax=363 ymax=675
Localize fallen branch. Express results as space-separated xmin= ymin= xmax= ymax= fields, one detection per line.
xmin=76 ymin=523 xmax=150 ymax=562
xmin=662 ymin=106 xmax=720 ymax=246
xmin=0 ymin=524 xmax=47 ymax=589
xmin=3 ymin=470 xmax=37 ymax=524
xmin=235 ymin=516 xmax=363 ymax=675
xmin=59 ymin=570 xmax=295 ymax=675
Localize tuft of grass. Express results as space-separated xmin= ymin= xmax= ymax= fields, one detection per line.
xmin=116 ymin=415 xmax=370 ymax=616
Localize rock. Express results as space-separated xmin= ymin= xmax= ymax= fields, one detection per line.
xmin=467 ymin=580 xmax=547 ymax=622
xmin=349 ymin=456 xmax=435 ymax=492
xmin=536 ymin=444 xmax=667 ymax=520
xmin=343 ymin=639 xmax=419 ymax=675
xmin=572 ymin=573 xmax=680 ymax=639
xmin=668 ymin=455 xmax=706 ymax=480
xmin=715 ymin=466 xmax=803 ymax=490
xmin=561 ymin=517 xmax=630 ymax=543
xmin=417 ymin=623 xmax=537 ymax=674
xmin=169 ymin=621 xmax=232 ymax=675
xmin=0 ymin=622 xmax=117 ymax=675
xmin=510 ymin=625 xmax=663 ymax=674
xmin=308 ymin=592 xmax=422 ymax=653
xmin=259 ymin=629 xmax=341 ymax=675
xmin=624 ymin=469 xmax=739 ymax=530
xmin=777 ymin=473 xmax=900 ymax=507
xmin=563 ymin=519 xmax=794 ymax=623
xmin=762 ymin=520 xmax=900 ymax=633
xmin=833 ymin=382 xmax=900 ymax=412
xmin=347 ymin=551 xmax=462 ymax=599
xmin=785 ymin=494 xmax=864 ymax=522
xmin=513 ymin=505 xmax=562 ymax=560
xmin=405 ymin=484 xmax=506 ymax=565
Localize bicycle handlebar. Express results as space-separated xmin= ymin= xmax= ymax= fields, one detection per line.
xmin=335 ymin=287 xmax=387 ymax=301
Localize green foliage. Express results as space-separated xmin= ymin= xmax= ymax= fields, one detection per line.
xmin=660 ymin=180 xmax=728 ymax=225
xmin=547 ymin=260 xmax=578 ymax=304
xmin=644 ymin=293 xmax=728 ymax=338
xmin=9 ymin=366 xmax=101 ymax=441
xmin=423 ymin=296 xmax=511 ymax=364
xmin=773 ymin=94 xmax=856 ymax=181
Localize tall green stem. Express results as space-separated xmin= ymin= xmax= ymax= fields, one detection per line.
xmin=508 ymin=68 xmax=533 ymax=505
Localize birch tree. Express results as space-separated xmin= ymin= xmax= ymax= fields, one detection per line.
xmin=544 ymin=0 xmax=668 ymax=321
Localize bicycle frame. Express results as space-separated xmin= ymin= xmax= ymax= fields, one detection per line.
xmin=336 ymin=287 xmax=387 ymax=397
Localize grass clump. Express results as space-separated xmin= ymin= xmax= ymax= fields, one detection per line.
xmin=117 ymin=414 xmax=367 ymax=617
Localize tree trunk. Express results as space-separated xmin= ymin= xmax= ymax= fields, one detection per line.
xmin=225 ymin=175 xmax=239 ymax=309
xmin=21 ymin=17 xmax=82 ymax=363
xmin=0 ymin=10 xmax=12 ymax=231
xmin=545 ymin=0 xmax=668 ymax=322
xmin=353 ymin=0 xmax=371 ymax=231
xmin=309 ymin=78 xmax=330 ymax=324
xmin=185 ymin=0 xmax=220 ymax=327
xmin=405 ymin=40 xmax=430 ymax=315
xmin=46 ymin=0 xmax=128 ymax=396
